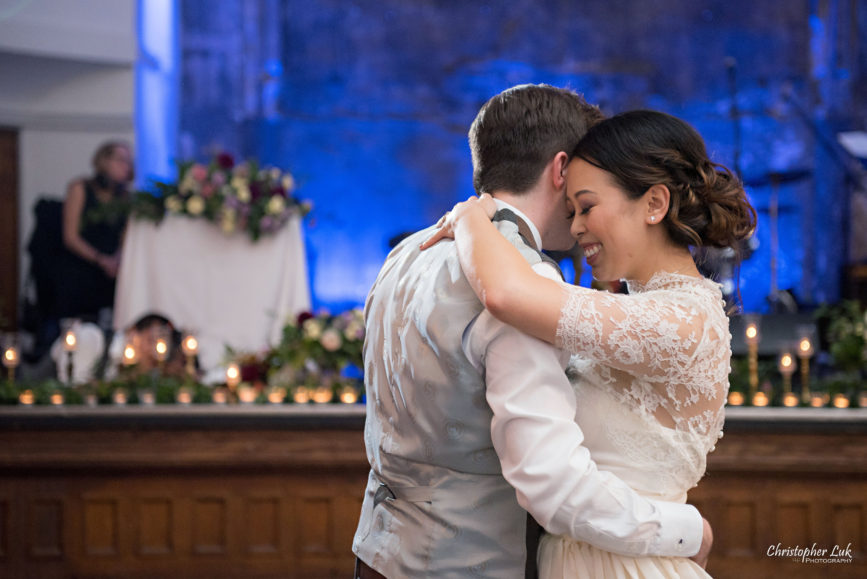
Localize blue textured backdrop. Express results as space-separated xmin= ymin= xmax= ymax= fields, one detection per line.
xmin=166 ymin=0 xmax=865 ymax=314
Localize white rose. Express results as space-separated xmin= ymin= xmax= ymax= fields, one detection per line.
xmin=320 ymin=328 xmax=342 ymax=352
xmin=231 ymin=176 xmax=251 ymax=202
xmin=266 ymin=195 xmax=285 ymax=215
xmin=186 ymin=195 xmax=205 ymax=215
xmin=281 ymin=174 xmax=295 ymax=191
xmin=179 ymin=173 xmax=200 ymax=196
xmin=165 ymin=195 xmax=183 ymax=213
xmin=344 ymin=321 xmax=363 ymax=341
xmin=220 ymin=209 xmax=236 ymax=234
xmin=303 ymin=319 xmax=322 ymax=340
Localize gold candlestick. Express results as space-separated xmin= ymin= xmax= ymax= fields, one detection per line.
xmin=796 ymin=325 xmax=815 ymax=405
xmin=2 ymin=333 xmax=19 ymax=383
xmin=744 ymin=316 xmax=760 ymax=399
xmin=62 ymin=323 xmax=78 ymax=386
xmin=181 ymin=332 xmax=199 ymax=378
xmin=777 ymin=348 xmax=796 ymax=395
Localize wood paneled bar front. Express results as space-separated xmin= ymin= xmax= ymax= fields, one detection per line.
xmin=0 ymin=406 xmax=865 ymax=579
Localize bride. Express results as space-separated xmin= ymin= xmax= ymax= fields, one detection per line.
xmin=423 ymin=110 xmax=756 ymax=578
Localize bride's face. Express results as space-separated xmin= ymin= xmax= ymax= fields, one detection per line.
xmin=565 ymin=158 xmax=649 ymax=282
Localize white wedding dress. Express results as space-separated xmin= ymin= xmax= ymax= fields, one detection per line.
xmin=539 ymin=272 xmax=729 ymax=579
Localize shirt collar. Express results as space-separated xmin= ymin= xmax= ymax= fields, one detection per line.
xmin=493 ymin=199 xmax=543 ymax=250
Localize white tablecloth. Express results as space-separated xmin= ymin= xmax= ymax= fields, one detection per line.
xmin=113 ymin=215 xmax=311 ymax=377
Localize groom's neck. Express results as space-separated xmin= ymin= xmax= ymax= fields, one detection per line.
xmin=490 ymin=190 xmax=547 ymax=241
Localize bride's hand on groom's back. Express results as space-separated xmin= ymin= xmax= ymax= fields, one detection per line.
xmin=419 ymin=193 xmax=497 ymax=249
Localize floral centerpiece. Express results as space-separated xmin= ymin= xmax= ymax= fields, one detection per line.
xmin=270 ymin=309 xmax=365 ymax=374
xmin=129 ymin=152 xmax=312 ymax=242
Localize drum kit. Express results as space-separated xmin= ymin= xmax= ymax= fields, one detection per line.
xmin=708 ymin=57 xmax=811 ymax=312
xmin=742 ymin=168 xmax=811 ymax=312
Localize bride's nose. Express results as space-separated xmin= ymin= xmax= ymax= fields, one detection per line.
xmin=570 ymin=216 xmax=585 ymax=239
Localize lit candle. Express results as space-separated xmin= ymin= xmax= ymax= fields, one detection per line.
xmin=212 ymin=388 xmax=228 ymax=405
xmin=2 ymin=339 xmax=19 ymax=383
xmin=176 ymin=387 xmax=193 ymax=405
xmin=810 ymin=393 xmax=828 ymax=408
xmin=122 ymin=334 xmax=138 ymax=366
xmin=113 ymin=388 xmax=128 ymax=405
xmin=62 ymin=321 xmax=78 ymax=385
xmin=18 ymin=389 xmax=35 ymax=405
xmin=226 ymin=363 xmax=241 ymax=388
xmin=50 ymin=391 xmax=64 ymax=406
xmin=339 ymin=384 xmax=359 ymax=404
xmin=139 ymin=389 xmax=155 ymax=405
xmin=293 ymin=385 xmax=311 ymax=404
xmin=727 ymin=391 xmax=745 ymax=406
xmin=267 ymin=386 xmax=286 ymax=404
xmin=777 ymin=348 xmax=796 ymax=394
xmin=237 ymin=383 xmax=257 ymax=404
xmin=782 ymin=392 xmax=799 ymax=407
xmin=181 ymin=333 xmax=198 ymax=377
xmin=63 ymin=328 xmax=78 ymax=352
xmin=751 ymin=391 xmax=770 ymax=407
xmin=832 ymin=393 xmax=850 ymax=409
xmin=743 ymin=316 xmax=760 ymax=399
xmin=154 ymin=337 xmax=169 ymax=362
xmin=744 ymin=320 xmax=760 ymax=346
xmin=312 ymin=385 xmax=333 ymax=404
xmin=796 ymin=325 xmax=815 ymax=405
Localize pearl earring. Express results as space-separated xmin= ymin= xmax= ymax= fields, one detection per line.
xmin=650 ymin=216 xmax=656 ymax=222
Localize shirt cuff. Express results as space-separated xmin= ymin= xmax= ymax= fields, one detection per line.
xmin=653 ymin=501 xmax=703 ymax=558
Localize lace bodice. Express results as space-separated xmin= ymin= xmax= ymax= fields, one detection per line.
xmin=555 ymin=272 xmax=730 ymax=498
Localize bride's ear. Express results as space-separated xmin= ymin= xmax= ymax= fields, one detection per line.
xmin=645 ymin=184 xmax=670 ymax=223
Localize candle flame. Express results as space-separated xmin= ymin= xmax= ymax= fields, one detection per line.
xmin=799 ymin=339 xmax=811 ymax=352
xmin=745 ymin=326 xmax=757 ymax=339
xmin=155 ymin=340 xmax=168 ymax=355
xmin=781 ymin=354 xmax=792 ymax=367
xmin=123 ymin=345 xmax=136 ymax=361
xmin=65 ymin=332 xmax=77 ymax=349
xmin=184 ymin=336 xmax=198 ymax=352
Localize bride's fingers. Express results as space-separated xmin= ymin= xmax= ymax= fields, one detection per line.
xmin=419 ymin=227 xmax=453 ymax=250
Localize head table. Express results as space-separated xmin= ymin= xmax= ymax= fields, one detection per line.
xmin=113 ymin=214 xmax=311 ymax=378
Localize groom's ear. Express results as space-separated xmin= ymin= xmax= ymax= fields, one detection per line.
xmin=552 ymin=152 xmax=569 ymax=190
xmin=645 ymin=184 xmax=670 ymax=220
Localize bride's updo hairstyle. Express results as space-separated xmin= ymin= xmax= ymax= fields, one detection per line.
xmin=571 ymin=110 xmax=756 ymax=251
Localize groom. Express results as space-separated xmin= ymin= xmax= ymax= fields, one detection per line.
xmin=353 ymin=84 xmax=710 ymax=578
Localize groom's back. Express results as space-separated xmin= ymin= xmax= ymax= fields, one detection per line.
xmin=353 ymin=222 xmax=532 ymax=577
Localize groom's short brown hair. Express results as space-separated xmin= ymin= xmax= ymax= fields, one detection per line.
xmin=469 ymin=84 xmax=602 ymax=195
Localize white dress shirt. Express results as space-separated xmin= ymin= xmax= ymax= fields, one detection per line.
xmin=461 ymin=200 xmax=703 ymax=558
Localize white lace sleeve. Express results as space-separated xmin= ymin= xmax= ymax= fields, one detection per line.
xmin=555 ymin=279 xmax=730 ymax=441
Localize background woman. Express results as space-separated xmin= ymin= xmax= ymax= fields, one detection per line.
xmin=424 ymin=110 xmax=756 ymax=578
xmin=57 ymin=140 xmax=133 ymax=322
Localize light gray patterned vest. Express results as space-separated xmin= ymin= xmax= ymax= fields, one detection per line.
xmin=353 ymin=213 xmax=555 ymax=578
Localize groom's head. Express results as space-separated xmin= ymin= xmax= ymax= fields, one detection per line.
xmin=469 ymin=84 xmax=602 ymax=197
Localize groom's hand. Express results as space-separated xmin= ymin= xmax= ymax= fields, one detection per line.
xmin=690 ymin=517 xmax=713 ymax=569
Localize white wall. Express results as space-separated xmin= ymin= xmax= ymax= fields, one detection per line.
xmin=0 ymin=0 xmax=136 ymax=296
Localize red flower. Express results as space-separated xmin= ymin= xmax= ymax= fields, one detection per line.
xmin=297 ymin=311 xmax=314 ymax=325
xmin=216 ymin=152 xmax=235 ymax=170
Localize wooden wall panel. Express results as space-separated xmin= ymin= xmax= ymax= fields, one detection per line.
xmin=30 ymin=499 xmax=64 ymax=559
xmin=83 ymin=499 xmax=120 ymax=557
xmin=0 ymin=497 xmax=7 ymax=559
xmin=0 ymin=409 xmax=865 ymax=578
xmin=138 ymin=498 xmax=174 ymax=556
